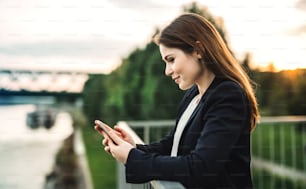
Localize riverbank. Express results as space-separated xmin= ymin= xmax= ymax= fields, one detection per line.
xmin=44 ymin=107 xmax=92 ymax=189
xmin=44 ymin=132 xmax=85 ymax=189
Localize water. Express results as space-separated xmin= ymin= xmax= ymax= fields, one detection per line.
xmin=0 ymin=104 xmax=73 ymax=189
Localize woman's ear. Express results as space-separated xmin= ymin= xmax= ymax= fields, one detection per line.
xmin=194 ymin=41 xmax=202 ymax=59
xmin=192 ymin=50 xmax=202 ymax=59
xmin=196 ymin=51 xmax=202 ymax=59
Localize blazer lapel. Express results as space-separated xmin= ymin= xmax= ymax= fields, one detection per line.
xmin=181 ymin=77 xmax=222 ymax=133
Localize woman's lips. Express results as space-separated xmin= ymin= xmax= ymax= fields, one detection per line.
xmin=172 ymin=76 xmax=180 ymax=83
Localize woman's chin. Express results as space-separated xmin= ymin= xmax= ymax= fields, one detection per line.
xmin=178 ymin=83 xmax=193 ymax=91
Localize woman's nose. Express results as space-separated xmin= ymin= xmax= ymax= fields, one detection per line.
xmin=165 ymin=64 xmax=173 ymax=76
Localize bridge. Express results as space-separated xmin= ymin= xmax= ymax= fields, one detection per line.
xmin=0 ymin=69 xmax=89 ymax=94
xmin=0 ymin=69 xmax=90 ymax=104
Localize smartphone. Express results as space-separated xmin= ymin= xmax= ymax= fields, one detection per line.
xmin=95 ymin=120 xmax=116 ymax=144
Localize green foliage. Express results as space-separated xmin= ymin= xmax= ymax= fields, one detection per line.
xmin=288 ymin=71 xmax=306 ymax=115
xmin=252 ymin=71 xmax=275 ymax=110
xmin=251 ymin=69 xmax=306 ymax=116
xmin=82 ymin=74 xmax=108 ymax=122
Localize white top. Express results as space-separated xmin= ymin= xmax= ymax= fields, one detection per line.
xmin=171 ymin=94 xmax=200 ymax=157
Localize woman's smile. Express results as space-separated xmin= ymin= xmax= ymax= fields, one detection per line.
xmin=172 ymin=76 xmax=180 ymax=83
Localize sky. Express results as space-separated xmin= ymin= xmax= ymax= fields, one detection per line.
xmin=0 ymin=0 xmax=305 ymax=74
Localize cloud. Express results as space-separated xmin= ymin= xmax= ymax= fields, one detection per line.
xmin=0 ymin=37 xmax=138 ymax=73
xmin=106 ymin=0 xmax=165 ymax=10
xmin=296 ymin=0 xmax=306 ymax=11
xmin=1 ymin=0 xmax=305 ymax=73
xmin=105 ymin=0 xmax=180 ymax=23
xmin=0 ymin=0 xmax=175 ymax=73
xmin=0 ymin=54 xmax=121 ymax=73
xmin=0 ymin=38 xmax=131 ymax=57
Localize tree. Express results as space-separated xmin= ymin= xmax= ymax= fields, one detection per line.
xmin=82 ymin=74 xmax=108 ymax=122
xmin=288 ymin=70 xmax=306 ymax=115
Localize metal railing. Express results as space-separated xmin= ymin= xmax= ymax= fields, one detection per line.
xmin=117 ymin=116 xmax=306 ymax=189
xmin=251 ymin=116 xmax=306 ymax=188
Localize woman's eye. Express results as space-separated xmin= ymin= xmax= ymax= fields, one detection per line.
xmin=168 ymin=57 xmax=174 ymax=62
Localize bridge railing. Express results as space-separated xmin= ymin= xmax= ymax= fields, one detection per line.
xmin=117 ymin=116 xmax=306 ymax=189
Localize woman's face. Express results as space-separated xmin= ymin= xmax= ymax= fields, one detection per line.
xmin=159 ymin=44 xmax=204 ymax=90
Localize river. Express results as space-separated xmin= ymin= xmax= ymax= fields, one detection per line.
xmin=0 ymin=104 xmax=73 ymax=189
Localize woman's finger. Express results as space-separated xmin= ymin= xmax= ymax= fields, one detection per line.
xmin=104 ymin=146 xmax=111 ymax=154
xmin=114 ymin=125 xmax=124 ymax=133
xmin=102 ymin=138 xmax=108 ymax=146
xmin=107 ymin=129 xmax=123 ymax=145
xmin=95 ymin=123 xmax=122 ymax=137
xmin=114 ymin=125 xmax=136 ymax=147
xmin=94 ymin=125 xmax=104 ymax=135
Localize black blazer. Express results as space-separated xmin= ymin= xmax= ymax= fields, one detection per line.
xmin=125 ymin=77 xmax=253 ymax=189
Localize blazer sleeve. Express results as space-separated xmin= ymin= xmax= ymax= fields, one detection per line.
xmin=125 ymin=82 xmax=250 ymax=186
xmin=136 ymin=128 xmax=175 ymax=155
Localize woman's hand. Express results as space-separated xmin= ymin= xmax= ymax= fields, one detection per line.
xmin=95 ymin=122 xmax=136 ymax=147
xmin=94 ymin=122 xmax=136 ymax=164
xmin=106 ymin=131 xmax=134 ymax=164
xmin=113 ymin=125 xmax=136 ymax=147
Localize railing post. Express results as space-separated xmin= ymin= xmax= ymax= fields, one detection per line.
xmin=144 ymin=125 xmax=150 ymax=143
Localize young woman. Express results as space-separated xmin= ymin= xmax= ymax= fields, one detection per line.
xmin=95 ymin=13 xmax=259 ymax=189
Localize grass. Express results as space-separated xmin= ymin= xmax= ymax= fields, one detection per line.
xmin=81 ymin=125 xmax=117 ymax=189
xmin=82 ymin=127 xmax=116 ymax=189
xmin=68 ymin=107 xmax=117 ymax=189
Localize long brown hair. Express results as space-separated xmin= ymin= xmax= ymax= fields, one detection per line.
xmin=154 ymin=13 xmax=259 ymax=131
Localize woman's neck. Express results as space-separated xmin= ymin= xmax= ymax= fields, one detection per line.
xmin=196 ymin=70 xmax=215 ymax=97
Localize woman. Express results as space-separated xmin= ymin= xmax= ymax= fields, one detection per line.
xmin=95 ymin=13 xmax=259 ymax=189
